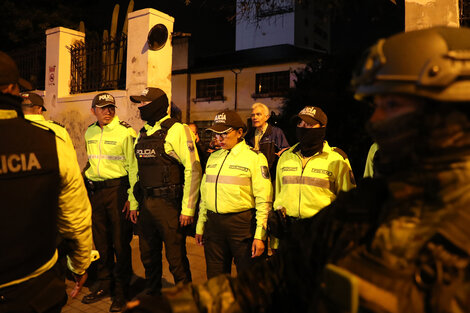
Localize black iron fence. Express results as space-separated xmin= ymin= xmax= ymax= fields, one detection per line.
xmin=69 ymin=34 xmax=127 ymax=94
xmin=9 ymin=43 xmax=46 ymax=90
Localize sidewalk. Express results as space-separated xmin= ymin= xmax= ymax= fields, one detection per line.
xmin=62 ymin=235 xmax=207 ymax=312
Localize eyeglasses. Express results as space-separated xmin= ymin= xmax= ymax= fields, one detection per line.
xmin=214 ymin=128 xmax=234 ymax=139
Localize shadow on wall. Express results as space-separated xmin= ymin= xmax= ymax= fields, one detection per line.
xmin=56 ymin=108 xmax=96 ymax=169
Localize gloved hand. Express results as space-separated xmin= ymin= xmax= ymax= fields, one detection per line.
xmin=267 ymin=207 xmax=288 ymax=239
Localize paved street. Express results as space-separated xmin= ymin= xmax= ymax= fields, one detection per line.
xmin=62 ymin=235 xmax=207 ymax=312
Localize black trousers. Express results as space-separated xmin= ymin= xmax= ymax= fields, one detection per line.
xmin=203 ymin=209 xmax=258 ymax=279
xmin=89 ymin=182 xmax=133 ymax=295
xmin=0 ymin=264 xmax=67 ymax=313
xmin=139 ymin=196 xmax=191 ymax=292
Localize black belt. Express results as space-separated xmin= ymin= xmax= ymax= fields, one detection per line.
xmin=143 ymin=184 xmax=183 ymax=198
xmin=207 ymin=208 xmax=254 ymax=216
xmin=88 ymin=176 xmax=128 ymax=190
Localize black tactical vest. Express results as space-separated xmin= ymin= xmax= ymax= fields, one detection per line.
xmin=0 ymin=117 xmax=61 ymax=285
xmin=135 ymin=118 xmax=184 ymax=188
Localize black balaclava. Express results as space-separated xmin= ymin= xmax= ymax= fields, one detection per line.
xmin=296 ymin=127 xmax=326 ymax=157
xmin=138 ymin=95 xmax=168 ymax=125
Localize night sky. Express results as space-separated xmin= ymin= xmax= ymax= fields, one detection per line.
xmin=0 ymin=0 xmax=235 ymax=57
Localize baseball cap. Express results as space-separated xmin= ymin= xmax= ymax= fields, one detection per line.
xmin=0 ymin=51 xmax=32 ymax=90
xmin=130 ymin=87 xmax=167 ymax=103
xmin=298 ymin=106 xmax=327 ymax=127
xmin=21 ymin=92 xmax=46 ymax=111
xmin=207 ymin=110 xmax=246 ymax=133
xmin=92 ymin=93 xmax=116 ymax=108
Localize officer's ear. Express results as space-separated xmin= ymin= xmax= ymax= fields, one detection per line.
xmin=236 ymin=128 xmax=244 ymax=141
xmin=90 ymin=107 xmax=96 ymax=116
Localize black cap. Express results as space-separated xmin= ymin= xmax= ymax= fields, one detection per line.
xmin=298 ymin=106 xmax=327 ymax=126
xmin=21 ymin=92 xmax=46 ymax=111
xmin=130 ymin=87 xmax=168 ymax=104
xmin=207 ymin=110 xmax=246 ymax=133
xmin=0 ymin=51 xmax=32 ymax=90
xmin=92 ymin=93 xmax=116 ymax=108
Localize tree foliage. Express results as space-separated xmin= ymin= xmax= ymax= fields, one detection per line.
xmin=276 ymin=0 xmax=404 ymax=178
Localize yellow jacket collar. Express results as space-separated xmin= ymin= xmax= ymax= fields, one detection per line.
xmin=24 ymin=114 xmax=46 ymax=122
xmin=229 ymin=139 xmax=248 ymax=156
xmin=99 ymin=115 xmax=120 ymax=130
xmin=0 ymin=109 xmax=18 ymax=119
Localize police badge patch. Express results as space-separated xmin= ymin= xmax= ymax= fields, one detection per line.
xmin=261 ymin=166 xmax=270 ymax=179
xmin=187 ymin=141 xmax=195 ymax=152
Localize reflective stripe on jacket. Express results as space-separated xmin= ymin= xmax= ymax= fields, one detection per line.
xmin=274 ymin=141 xmax=356 ymax=219
xmin=84 ymin=116 xmax=139 ymax=210
xmin=196 ymin=140 xmax=273 ymax=240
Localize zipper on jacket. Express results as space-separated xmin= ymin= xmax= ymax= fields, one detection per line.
xmin=215 ymin=149 xmax=231 ymax=213
xmin=97 ymin=128 xmax=104 ymax=177
xmin=296 ymin=153 xmax=313 ymax=219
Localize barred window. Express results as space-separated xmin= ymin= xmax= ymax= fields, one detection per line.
xmin=460 ymin=0 xmax=470 ymax=27
xmin=254 ymin=71 xmax=290 ymax=98
xmin=195 ymin=78 xmax=224 ymax=101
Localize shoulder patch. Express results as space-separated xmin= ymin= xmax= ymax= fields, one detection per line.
xmin=119 ymin=120 xmax=132 ymax=128
xmin=50 ymin=120 xmax=65 ymax=128
xmin=332 ymin=147 xmax=348 ymax=160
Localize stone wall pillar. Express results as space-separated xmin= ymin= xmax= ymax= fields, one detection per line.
xmin=127 ymin=9 xmax=174 ymax=102
xmin=44 ymin=27 xmax=85 ymax=110
xmin=405 ymin=0 xmax=459 ymax=31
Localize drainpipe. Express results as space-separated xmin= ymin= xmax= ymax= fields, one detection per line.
xmin=231 ymin=68 xmax=242 ymax=111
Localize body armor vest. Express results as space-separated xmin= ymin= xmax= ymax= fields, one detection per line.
xmin=0 ymin=117 xmax=60 ymax=285
xmin=135 ymin=118 xmax=184 ymax=188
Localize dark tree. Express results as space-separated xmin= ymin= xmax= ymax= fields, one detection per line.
xmin=277 ymin=0 xmax=404 ymax=179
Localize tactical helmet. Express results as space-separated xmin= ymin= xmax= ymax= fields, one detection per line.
xmin=353 ymin=26 xmax=470 ymax=102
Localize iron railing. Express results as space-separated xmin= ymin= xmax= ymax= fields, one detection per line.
xmin=9 ymin=43 xmax=46 ymax=90
xmin=69 ymin=34 xmax=127 ymax=94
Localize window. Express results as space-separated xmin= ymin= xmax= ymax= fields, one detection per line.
xmin=253 ymin=71 xmax=290 ymax=98
xmin=195 ymin=78 xmax=225 ymax=101
xmin=460 ymin=0 xmax=470 ymax=27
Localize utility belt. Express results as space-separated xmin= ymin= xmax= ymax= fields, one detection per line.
xmin=86 ymin=176 xmax=129 ymax=191
xmin=143 ymin=184 xmax=183 ymax=199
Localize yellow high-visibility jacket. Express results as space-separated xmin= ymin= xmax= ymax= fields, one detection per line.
xmin=84 ymin=116 xmax=139 ymax=211
xmin=196 ymin=140 xmax=273 ymax=240
xmin=25 ymin=114 xmax=74 ymax=147
xmin=0 ymin=109 xmax=92 ymax=288
xmin=131 ymin=115 xmax=202 ymax=216
xmin=274 ymin=141 xmax=356 ymax=219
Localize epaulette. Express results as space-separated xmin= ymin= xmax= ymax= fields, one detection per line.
xmin=50 ymin=120 xmax=65 ymax=128
xmin=249 ymin=147 xmax=262 ymax=154
xmin=120 ymin=120 xmax=132 ymax=128
xmin=332 ymin=147 xmax=348 ymax=160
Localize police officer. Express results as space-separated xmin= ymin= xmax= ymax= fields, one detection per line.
xmin=274 ymin=106 xmax=356 ymax=219
xmin=20 ymin=92 xmax=75 ymax=150
xmin=130 ymin=87 xmax=202 ymax=294
xmin=140 ymin=26 xmax=470 ymax=313
xmin=82 ymin=93 xmax=138 ymax=312
xmin=0 ymin=51 xmax=92 ymax=312
xmin=195 ymin=110 xmax=273 ymax=278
